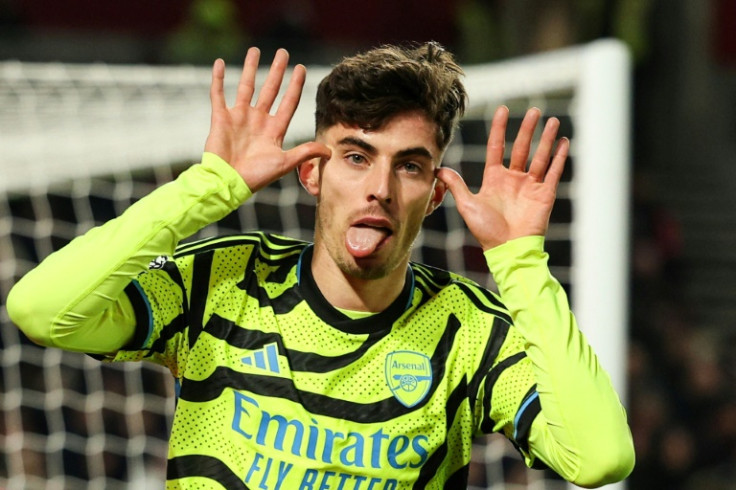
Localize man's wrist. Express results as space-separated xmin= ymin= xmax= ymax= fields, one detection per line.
xmin=201 ymin=152 xmax=253 ymax=203
xmin=483 ymin=236 xmax=547 ymax=281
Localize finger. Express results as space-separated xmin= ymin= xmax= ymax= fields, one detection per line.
xmin=485 ymin=106 xmax=509 ymax=170
xmin=436 ymin=167 xmax=473 ymax=205
xmin=284 ymin=141 xmax=332 ymax=169
xmin=508 ymin=107 xmax=541 ymax=172
xmin=528 ymin=116 xmax=561 ymax=180
xmin=543 ymin=137 xmax=569 ymax=191
xmin=273 ymin=64 xmax=306 ymax=132
xmin=255 ymin=48 xmax=290 ymax=113
xmin=234 ymin=47 xmax=261 ymax=107
xmin=210 ymin=58 xmax=227 ymax=111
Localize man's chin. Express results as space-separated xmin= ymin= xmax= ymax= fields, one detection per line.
xmin=337 ymin=247 xmax=412 ymax=281
xmin=339 ymin=258 xmax=392 ymax=281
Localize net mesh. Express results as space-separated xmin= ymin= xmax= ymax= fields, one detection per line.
xmin=0 ymin=43 xmax=624 ymax=489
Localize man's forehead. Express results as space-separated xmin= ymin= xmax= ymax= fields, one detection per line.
xmin=318 ymin=114 xmax=442 ymax=157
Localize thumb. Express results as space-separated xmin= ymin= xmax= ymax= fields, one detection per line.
xmin=436 ymin=167 xmax=472 ymax=204
xmin=285 ymin=142 xmax=331 ymax=168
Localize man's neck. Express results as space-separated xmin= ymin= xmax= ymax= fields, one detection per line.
xmin=309 ymin=246 xmax=408 ymax=313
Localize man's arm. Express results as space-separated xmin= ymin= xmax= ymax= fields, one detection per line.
xmin=438 ymin=107 xmax=634 ymax=486
xmin=484 ymin=236 xmax=634 ymax=487
xmin=6 ymin=154 xmax=249 ymax=354
xmin=7 ymin=48 xmax=330 ymax=354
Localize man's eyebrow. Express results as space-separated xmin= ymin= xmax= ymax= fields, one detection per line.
xmin=337 ymin=137 xmax=377 ymax=155
xmin=395 ymin=147 xmax=434 ymax=161
xmin=337 ymin=137 xmax=434 ymax=161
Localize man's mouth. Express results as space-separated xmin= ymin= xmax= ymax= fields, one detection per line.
xmin=345 ymin=219 xmax=394 ymax=258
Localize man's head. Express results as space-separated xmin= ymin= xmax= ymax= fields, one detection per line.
xmin=300 ymin=43 xmax=467 ymax=288
xmin=315 ymin=42 xmax=467 ymax=152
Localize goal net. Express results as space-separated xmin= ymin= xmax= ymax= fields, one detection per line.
xmin=0 ymin=40 xmax=631 ymax=489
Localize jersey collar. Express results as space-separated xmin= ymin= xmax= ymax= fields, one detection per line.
xmin=297 ymin=245 xmax=414 ymax=334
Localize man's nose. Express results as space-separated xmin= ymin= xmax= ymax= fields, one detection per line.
xmin=366 ymin=161 xmax=393 ymax=203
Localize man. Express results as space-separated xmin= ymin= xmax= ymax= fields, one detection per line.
xmin=8 ymin=43 xmax=634 ymax=488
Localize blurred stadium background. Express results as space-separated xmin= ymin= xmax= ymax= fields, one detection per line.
xmin=1 ymin=1 xmax=736 ymax=489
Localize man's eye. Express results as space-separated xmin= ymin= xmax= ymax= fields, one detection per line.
xmin=402 ymin=162 xmax=421 ymax=173
xmin=347 ymin=154 xmax=365 ymax=164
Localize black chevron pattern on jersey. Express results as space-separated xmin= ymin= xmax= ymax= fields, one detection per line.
xmin=174 ymin=232 xmax=305 ymax=260
xmin=122 ymin=281 xmax=153 ymax=350
xmin=202 ymin=314 xmax=394 ymax=373
xmin=444 ymin=463 xmax=471 ymax=489
xmin=125 ymin=257 xmax=191 ymax=352
xmin=179 ymin=315 xmax=464 ymax=423
xmin=467 ymin=316 xmax=511 ymax=412
xmin=412 ymin=376 xmax=469 ymax=489
xmin=515 ymin=384 xmax=541 ymax=453
xmin=174 ymin=235 xmax=257 ymax=259
xmin=188 ymin=250 xmax=214 ymax=349
xmin=145 ymin=313 xmax=186 ymax=357
xmin=167 ymin=454 xmax=248 ymax=490
xmin=412 ymin=261 xmax=511 ymax=324
xmin=264 ymin=259 xmax=298 ymax=283
xmin=454 ymin=281 xmax=512 ymax=324
xmin=479 ymin=351 xmax=528 ymax=434
xmin=411 ymin=263 xmax=453 ymax=293
xmin=236 ymin=275 xmax=303 ymax=315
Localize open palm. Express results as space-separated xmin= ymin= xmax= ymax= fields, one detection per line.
xmin=437 ymin=106 xmax=569 ymax=251
xmin=204 ymin=48 xmax=330 ymax=193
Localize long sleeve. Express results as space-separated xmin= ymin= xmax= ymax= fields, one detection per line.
xmin=484 ymin=235 xmax=635 ymax=487
xmin=6 ymin=153 xmax=251 ymax=354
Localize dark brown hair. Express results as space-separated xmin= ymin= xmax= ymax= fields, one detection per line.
xmin=315 ymin=42 xmax=467 ymax=151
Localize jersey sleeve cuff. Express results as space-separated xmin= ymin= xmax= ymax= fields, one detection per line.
xmin=122 ymin=280 xmax=154 ymax=350
xmin=482 ymin=236 xmax=555 ymax=314
xmin=483 ymin=236 xmax=547 ymax=280
xmin=201 ymin=152 xmax=253 ymax=203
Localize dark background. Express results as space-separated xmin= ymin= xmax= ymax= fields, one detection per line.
xmin=2 ymin=0 xmax=736 ymax=488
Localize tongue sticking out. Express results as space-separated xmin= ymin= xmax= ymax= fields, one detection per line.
xmin=346 ymin=226 xmax=389 ymax=258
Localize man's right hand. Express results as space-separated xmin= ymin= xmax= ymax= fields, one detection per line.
xmin=204 ymin=47 xmax=331 ymax=193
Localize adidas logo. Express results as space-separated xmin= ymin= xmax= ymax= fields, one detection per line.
xmin=241 ymin=342 xmax=281 ymax=374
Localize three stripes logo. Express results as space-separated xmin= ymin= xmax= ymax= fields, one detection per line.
xmin=241 ymin=342 xmax=281 ymax=375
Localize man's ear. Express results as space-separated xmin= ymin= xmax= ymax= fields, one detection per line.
xmin=426 ymin=178 xmax=448 ymax=216
xmin=298 ymin=157 xmax=321 ymax=197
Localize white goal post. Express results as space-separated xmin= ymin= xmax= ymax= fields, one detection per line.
xmin=0 ymin=39 xmax=632 ymax=490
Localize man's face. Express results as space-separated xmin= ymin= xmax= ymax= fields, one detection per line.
xmin=300 ymin=111 xmax=446 ymax=280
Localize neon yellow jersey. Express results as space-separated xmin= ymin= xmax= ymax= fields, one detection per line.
xmin=118 ymin=233 xmax=539 ymax=489
xmin=7 ymin=153 xmax=635 ymax=489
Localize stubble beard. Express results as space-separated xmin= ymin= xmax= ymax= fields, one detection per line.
xmin=314 ymin=206 xmax=419 ymax=281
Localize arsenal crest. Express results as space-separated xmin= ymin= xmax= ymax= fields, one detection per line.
xmin=385 ymin=351 xmax=433 ymax=407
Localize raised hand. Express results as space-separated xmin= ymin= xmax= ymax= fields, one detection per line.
xmin=436 ymin=106 xmax=569 ymax=251
xmin=204 ymin=47 xmax=331 ymax=193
